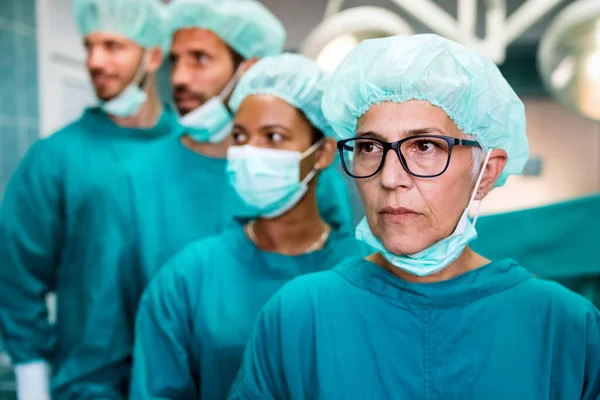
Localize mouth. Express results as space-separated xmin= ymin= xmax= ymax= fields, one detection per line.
xmin=379 ymin=206 xmax=421 ymax=224
xmin=92 ymin=75 xmax=115 ymax=88
xmin=175 ymin=97 xmax=201 ymax=111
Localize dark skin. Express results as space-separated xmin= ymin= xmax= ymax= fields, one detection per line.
xmin=169 ymin=28 xmax=257 ymax=158
xmin=84 ymin=32 xmax=163 ymax=128
xmin=232 ymin=94 xmax=337 ymax=255
xmin=356 ymin=101 xmax=508 ymax=283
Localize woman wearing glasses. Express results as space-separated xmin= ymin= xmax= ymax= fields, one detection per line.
xmin=230 ymin=35 xmax=600 ymax=399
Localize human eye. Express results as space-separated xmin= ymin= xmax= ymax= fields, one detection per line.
xmin=267 ymin=132 xmax=284 ymax=144
xmin=412 ymin=138 xmax=446 ymax=154
xmin=356 ymin=139 xmax=383 ymax=156
xmin=232 ymin=131 xmax=247 ymax=145
xmin=191 ymin=51 xmax=209 ymax=65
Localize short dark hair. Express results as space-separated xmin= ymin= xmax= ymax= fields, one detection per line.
xmin=311 ymin=126 xmax=324 ymax=144
xmin=227 ymin=45 xmax=245 ymax=70
xmin=297 ymin=108 xmax=325 ymax=144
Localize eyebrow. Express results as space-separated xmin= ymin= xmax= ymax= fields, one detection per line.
xmin=260 ymin=124 xmax=290 ymax=131
xmin=407 ymin=127 xmax=445 ymax=136
xmin=356 ymin=127 xmax=445 ymax=140
xmin=356 ymin=131 xmax=386 ymax=140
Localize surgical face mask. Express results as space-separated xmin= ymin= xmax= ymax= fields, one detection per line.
xmin=226 ymin=140 xmax=324 ymax=219
xmin=100 ymin=52 xmax=149 ymax=118
xmin=356 ymin=150 xmax=492 ymax=277
xmin=179 ymin=68 xmax=241 ymax=143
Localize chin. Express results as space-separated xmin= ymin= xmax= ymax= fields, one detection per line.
xmin=380 ymin=235 xmax=430 ymax=256
xmin=377 ymin=221 xmax=439 ymax=256
xmin=177 ymin=107 xmax=192 ymax=116
xmin=95 ymin=89 xmax=119 ymax=102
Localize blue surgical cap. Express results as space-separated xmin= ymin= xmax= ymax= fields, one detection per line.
xmin=322 ymin=34 xmax=529 ymax=187
xmin=74 ymin=0 xmax=166 ymax=49
xmin=167 ymin=0 xmax=286 ymax=60
xmin=229 ymin=53 xmax=335 ymax=137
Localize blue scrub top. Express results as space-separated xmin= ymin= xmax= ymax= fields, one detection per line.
xmin=230 ymin=258 xmax=600 ymax=400
xmin=0 ymin=106 xmax=177 ymax=370
xmin=52 ymin=134 xmax=356 ymax=399
xmin=130 ymin=226 xmax=372 ymax=400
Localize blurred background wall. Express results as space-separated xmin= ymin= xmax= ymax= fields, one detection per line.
xmin=0 ymin=0 xmax=39 ymax=200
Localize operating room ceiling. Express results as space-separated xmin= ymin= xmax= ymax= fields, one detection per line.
xmin=258 ymin=0 xmax=579 ymax=51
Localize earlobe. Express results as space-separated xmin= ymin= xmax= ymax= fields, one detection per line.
xmin=316 ymin=138 xmax=337 ymax=170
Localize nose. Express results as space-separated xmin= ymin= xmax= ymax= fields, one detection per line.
xmin=171 ymin=62 xmax=192 ymax=88
xmin=247 ymin=135 xmax=261 ymax=147
xmin=379 ymin=149 xmax=414 ymax=190
xmin=87 ymin=47 xmax=108 ymax=70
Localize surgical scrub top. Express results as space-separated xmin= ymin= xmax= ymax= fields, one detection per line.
xmin=474 ymin=194 xmax=600 ymax=309
xmin=52 ymin=134 xmax=356 ymax=400
xmin=230 ymin=258 xmax=600 ymax=400
xmin=0 ymin=106 xmax=176 ymax=375
xmin=130 ymin=226 xmax=372 ymax=400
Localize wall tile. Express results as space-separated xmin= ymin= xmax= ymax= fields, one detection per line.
xmin=25 ymin=37 xmax=39 ymax=119
xmin=0 ymin=3 xmax=15 ymax=21
xmin=15 ymin=0 xmax=35 ymax=28
xmin=0 ymin=0 xmax=37 ymax=201
xmin=0 ymin=29 xmax=17 ymax=117
xmin=0 ymin=126 xmax=20 ymax=192
xmin=16 ymin=34 xmax=38 ymax=119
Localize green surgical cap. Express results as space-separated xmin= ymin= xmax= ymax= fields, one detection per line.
xmin=167 ymin=0 xmax=286 ymax=60
xmin=322 ymin=34 xmax=529 ymax=187
xmin=230 ymin=53 xmax=334 ymax=137
xmin=74 ymin=0 xmax=166 ymax=49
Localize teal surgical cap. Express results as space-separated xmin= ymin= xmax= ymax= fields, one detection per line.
xmin=322 ymin=34 xmax=529 ymax=187
xmin=167 ymin=0 xmax=286 ymax=60
xmin=230 ymin=53 xmax=335 ymax=137
xmin=74 ymin=0 xmax=166 ymax=49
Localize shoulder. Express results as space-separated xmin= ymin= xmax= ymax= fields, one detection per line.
xmin=5 ymin=137 xmax=66 ymax=185
xmin=141 ymin=230 xmax=239 ymax=317
xmin=44 ymin=109 xmax=97 ymax=143
xmin=13 ymin=111 xmax=102 ymax=175
xmin=145 ymin=229 xmax=240 ymax=296
xmin=265 ymin=259 xmax=355 ymax=320
xmin=517 ymin=276 xmax=599 ymax=325
xmin=167 ymin=230 xmax=234 ymax=272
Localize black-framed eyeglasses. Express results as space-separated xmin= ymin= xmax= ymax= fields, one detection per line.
xmin=337 ymin=135 xmax=481 ymax=179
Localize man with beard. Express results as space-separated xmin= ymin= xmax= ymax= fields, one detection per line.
xmin=0 ymin=1 xmax=175 ymax=399
xmin=49 ymin=1 xmax=354 ymax=399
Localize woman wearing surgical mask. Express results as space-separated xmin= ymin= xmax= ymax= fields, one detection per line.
xmin=230 ymin=35 xmax=600 ymax=400
xmin=129 ymin=54 xmax=371 ymax=400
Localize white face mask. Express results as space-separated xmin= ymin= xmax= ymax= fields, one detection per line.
xmin=100 ymin=52 xmax=149 ymax=118
xmin=226 ymin=140 xmax=324 ymax=219
xmin=178 ymin=68 xmax=241 ymax=143
xmin=356 ymin=150 xmax=492 ymax=277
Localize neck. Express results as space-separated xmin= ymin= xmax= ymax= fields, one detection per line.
xmin=180 ymin=134 xmax=232 ymax=159
xmin=109 ymin=81 xmax=163 ymax=129
xmin=371 ymin=246 xmax=490 ymax=283
xmin=249 ymin=183 xmax=328 ymax=256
